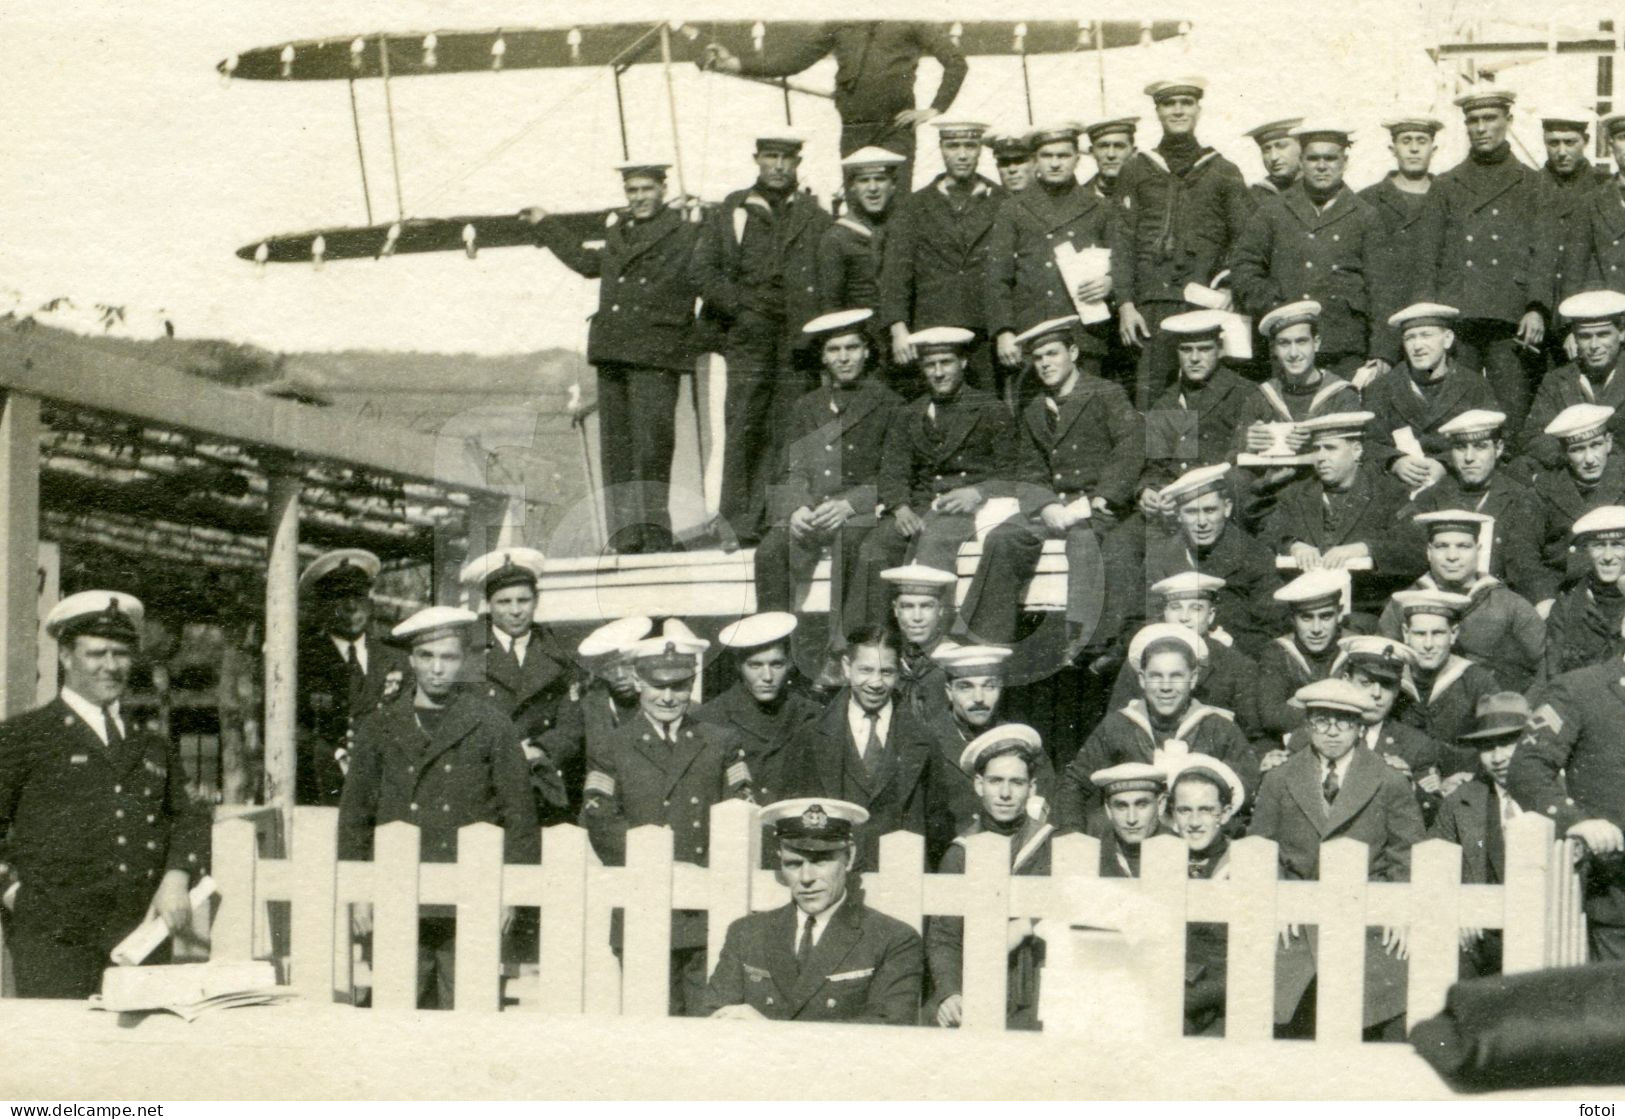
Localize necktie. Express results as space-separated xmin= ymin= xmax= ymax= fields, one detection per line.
xmin=345 ymin=641 xmax=366 ymax=709
xmin=1322 ymin=764 xmax=1340 ymax=806
xmin=510 ymin=637 xmax=526 ymax=668
xmin=862 ymin=711 xmax=884 ymax=778
xmin=796 ymin=912 xmax=816 ymax=970
xmin=102 ymin=707 xmax=124 ymax=750
xmin=1044 ymin=397 xmax=1060 ymax=436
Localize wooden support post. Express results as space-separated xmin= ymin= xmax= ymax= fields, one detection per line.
xmin=371 ymin=821 xmax=422 ymax=1010
xmin=0 ymin=391 xmax=40 ymax=718
xmin=1502 ymin=813 xmax=1555 ymax=973
xmin=1140 ymin=835 xmax=1189 ymax=1039
xmin=621 ymin=825 xmax=675 ymax=1017
xmin=209 ymin=817 xmax=260 ymax=960
xmin=263 ymin=466 xmax=300 ymax=815
xmin=538 ymin=824 xmax=593 ymax=1014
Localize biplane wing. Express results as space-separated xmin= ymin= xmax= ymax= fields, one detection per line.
xmin=220 ymin=20 xmax=1189 ymax=82
xmin=236 ymin=209 xmax=611 ymax=265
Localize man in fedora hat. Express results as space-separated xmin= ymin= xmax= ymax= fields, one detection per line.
xmin=0 ymin=592 xmax=209 ymax=998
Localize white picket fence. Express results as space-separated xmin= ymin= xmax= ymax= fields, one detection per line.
xmin=201 ymin=801 xmax=1589 ymax=1038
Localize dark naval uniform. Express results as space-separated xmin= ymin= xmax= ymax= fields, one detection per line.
xmin=703 ymin=894 xmax=924 ymax=1023
xmin=1378 ymin=574 xmax=1545 ymax=693
xmin=1358 ymin=176 xmax=1433 ymax=361
xmin=1410 ymin=143 xmax=1554 ymax=425
xmin=1542 ymin=160 xmax=1611 ymax=318
xmin=1516 ymin=358 xmax=1625 ymax=473
xmin=0 ymin=697 xmax=210 ymax=998
xmin=755 ymin=378 xmax=902 ymax=638
xmin=818 ymin=212 xmax=888 ymax=319
xmin=985 ymin=178 xmax=1124 ymax=356
xmin=928 ymin=814 xmax=1053 ymax=1028
xmin=1403 ymin=471 xmax=1546 ymax=600
xmin=897 ymin=636 xmax=949 ymax=724
xmin=468 ymin=624 xmax=577 ymax=819
xmin=1112 ymin=144 xmax=1256 ymax=408
xmin=295 ymin=628 xmax=409 ymax=807
xmin=691 ymin=682 xmax=821 ymax=806
xmin=1528 ymin=455 xmax=1625 ymax=600
xmin=1510 ymin=661 xmax=1625 ymax=959
xmin=1142 ymin=523 xmax=1287 ymax=658
xmin=1364 ymin=361 xmax=1500 ymax=470
xmin=537 ymin=678 xmax=639 ymax=794
xmin=1542 ymin=576 xmax=1625 ymax=680
xmin=1254 ymin=636 xmax=1341 ymax=741
xmin=1107 ymin=632 xmax=1262 ymax=740
xmin=537 ymin=201 xmax=701 ymax=551
xmin=923 ymin=710 xmax=1057 ymax=840
xmin=1430 ymin=772 xmax=1512 ymax=976
xmin=1397 ymin=656 xmax=1500 ymax=775
xmin=693 ymin=183 xmax=833 ymax=542
xmin=1559 ymin=179 xmax=1625 ymax=300
xmin=1227 ymin=182 xmax=1390 ymax=368
xmin=1141 ymin=366 xmax=1267 ymax=494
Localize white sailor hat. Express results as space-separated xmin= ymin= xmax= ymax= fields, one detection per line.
xmin=1453 ymin=88 xmax=1515 ymax=112
xmin=614 ymin=160 xmax=670 ymax=180
xmin=1090 ymin=761 xmax=1169 ymax=795
xmin=881 ymin=563 xmax=956 ymax=596
xmin=1545 ymin=402 xmax=1615 ymax=444
xmin=389 ymin=605 xmax=479 ymax=648
xmin=717 ymin=611 xmax=797 ymax=651
xmin=905 ymin=325 xmax=976 ymax=353
xmin=1028 ymin=121 xmax=1084 ymax=147
xmin=1160 ymin=463 xmax=1232 ymax=506
xmin=1166 ymin=753 xmax=1246 ymax=812
xmin=1013 ymin=315 xmax=1081 ymax=350
xmin=1413 ymin=508 xmax=1493 ymax=538
xmin=932 ymin=643 xmax=1013 ymax=677
xmin=1150 ymin=571 xmax=1226 ymax=600
xmin=1335 ymin=634 xmax=1416 ymax=682
xmin=1243 ymin=115 xmax=1303 ymax=144
xmin=578 ymin=616 xmax=653 ymax=659
xmin=1160 ymin=308 xmax=1229 ymax=339
xmin=1558 ymin=290 xmax=1625 ymax=324
xmin=760 ymin=797 xmax=869 ymax=851
xmin=1381 ymin=112 xmax=1444 ymax=135
xmin=754 ymin=131 xmax=805 ymax=153
xmin=298 ymin=548 xmax=381 ymax=597
xmin=1127 ymin=621 xmax=1206 ymax=669
xmin=459 ymin=547 xmax=546 ymax=597
xmin=1273 ymin=569 xmax=1348 ymax=613
xmin=958 ymin=723 xmax=1044 ymax=776
xmin=1084 ymin=115 xmax=1139 ymax=141
xmin=1437 ymin=409 xmax=1508 ymax=442
xmin=1388 ymin=302 xmax=1461 ymax=330
xmin=841 ymin=146 xmax=908 ymax=172
xmin=1603 ymin=112 xmax=1625 ymax=138
xmin=930 ymin=119 xmax=990 ymax=139
xmin=1298 ymin=411 xmax=1374 ymax=441
xmin=1291 ymin=121 xmax=1355 ymax=146
xmin=803 ymin=308 xmax=874 ymax=339
xmin=1258 ymin=300 xmax=1321 ymax=337
xmin=1392 ymin=588 xmax=1473 ymax=623
xmin=45 ymin=590 xmax=144 ymax=644
xmin=1144 ymin=76 xmax=1207 ymax=102
xmin=1572 ymin=505 xmax=1625 ymax=542
xmin=1289 ymin=677 xmax=1370 ymax=715
xmin=1539 ymin=107 xmax=1592 ymax=132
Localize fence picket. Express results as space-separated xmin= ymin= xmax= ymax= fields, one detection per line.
xmin=1222 ymin=836 xmax=1279 ymax=1041
xmin=371 ymin=821 xmax=422 ymax=1010
xmin=209 ymin=817 xmax=258 ymax=960
xmin=1313 ymin=838 xmax=1368 ymax=1043
xmin=1139 ymin=835 xmax=1188 ymax=1039
xmin=288 ymin=806 xmax=339 ymax=1001
xmin=1049 ymin=832 xmax=1097 ymax=880
xmin=704 ymin=800 xmax=758 ymax=977
xmin=453 ymin=823 xmax=506 ymax=1011
xmin=1502 ymin=813 xmax=1555 ymax=973
xmin=538 ymin=824 xmax=591 ymax=1014
xmin=867 ymin=831 xmax=926 ymax=935
xmin=958 ymin=832 xmax=1012 ymax=1032
xmin=1405 ymin=839 xmax=1463 ymax=1023
xmin=620 ymin=825 xmax=675 ymax=1017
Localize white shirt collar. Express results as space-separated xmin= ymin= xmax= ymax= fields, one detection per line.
xmin=61 ymin=686 xmax=123 ymax=745
xmin=847 ymin=698 xmax=892 ymax=756
xmin=644 ymin=713 xmax=682 ymax=741
xmin=331 ymin=632 xmax=368 ymax=672
xmin=1317 ymin=748 xmax=1355 ymax=783
xmin=797 ymin=893 xmax=847 ymax=948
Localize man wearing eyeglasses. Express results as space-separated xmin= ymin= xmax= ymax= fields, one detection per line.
xmin=1249 ymin=678 xmax=1426 ymax=1041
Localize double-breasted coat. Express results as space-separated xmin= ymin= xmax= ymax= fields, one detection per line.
xmin=1558 ymin=179 xmax=1625 ymax=301
xmin=1016 ymin=375 xmax=1145 ymax=511
xmin=1542 ymin=577 xmax=1625 ymax=681
xmin=1142 ymin=522 xmax=1287 ymax=658
xmin=1111 ymin=147 xmax=1256 ymax=309
xmin=1358 ymin=176 xmax=1433 ymax=359
xmin=879 ymin=174 xmax=1005 ymax=332
xmin=295 ymin=629 xmax=409 ymax=807
xmin=1254 ymin=636 xmax=1341 ymax=741
xmin=692 ymin=185 xmax=831 ymax=354
xmin=691 ymin=682 xmax=821 ymax=807
xmin=984 ymin=179 xmax=1124 ymax=351
xmin=1403 ymin=470 xmax=1546 ymax=600
xmin=1141 ymin=366 xmax=1268 ymax=492
xmin=1516 ymin=359 xmax=1625 ymax=473
xmin=1364 ymin=362 xmax=1501 ymax=468
xmin=771 ymin=380 xmax=902 ymax=525
xmin=1529 ymin=455 xmax=1625 ymax=598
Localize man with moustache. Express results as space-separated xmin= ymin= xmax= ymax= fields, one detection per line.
xmin=1519 ymin=291 xmax=1625 ymax=472
xmin=1243 ymin=115 xmax=1303 ymax=203
xmin=1360 ymin=113 xmax=1444 ymax=366
xmin=1254 ymin=571 xmax=1353 ymax=748
xmin=1093 ymin=762 xmax=1169 ymax=879
xmin=819 ymin=148 xmax=907 ymax=385
xmin=1530 ymin=404 xmax=1625 ymax=595
xmin=1113 ymin=77 xmax=1256 ymax=410
xmin=1543 ymin=506 xmax=1625 ymax=679
xmin=928 ymin=724 xmax=1055 ymax=1030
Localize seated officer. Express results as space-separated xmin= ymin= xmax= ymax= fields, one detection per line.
xmin=692 ymin=612 xmax=821 ymax=806
xmin=1012 ymin=314 xmax=1145 ymax=655
xmin=1518 ymin=290 xmax=1625 ymax=473
xmin=883 ymin=562 xmax=957 ymax=722
xmin=1107 ymin=572 xmax=1261 ymax=740
xmin=1261 ymin=410 xmax=1418 ymax=616
xmin=1093 ymin=762 xmax=1168 ymax=878
xmin=1055 ymin=623 xmax=1257 ymax=833
xmin=1406 ymin=409 xmax=1545 ymax=602
xmin=704 ymin=797 xmax=923 ymax=1024
xmin=1365 ymin=303 xmax=1499 ymax=494
xmin=1250 ymin=678 xmax=1426 ymax=1041
xmin=1378 ymin=511 xmax=1544 ymax=692
xmin=860 ymin=325 xmax=1046 ymax=644
xmin=1139 ymin=311 xmax=1267 ymax=509
xmin=929 ymin=725 xmax=1055 ymax=1030
xmin=1430 ymin=692 xmax=1528 ymax=978
xmin=581 ymin=631 xmax=753 ymax=1016
xmin=1256 ymin=570 xmax=1350 ymax=747
xmin=1543 ymin=505 xmax=1625 ymax=680
xmin=339 ymin=607 xmax=539 ymax=1010
xmin=459 ymin=548 xmax=576 ymax=821
xmin=925 ymin=644 xmax=1056 ymax=837
xmin=1531 ymin=403 xmax=1625 ymax=598
xmin=757 ymin=309 xmax=903 ymax=676
xmin=1167 ymin=754 xmax=1248 ymax=1036
xmin=1392 ymin=589 xmax=1498 ymax=781
xmin=1142 ymin=463 xmax=1286 ymax=658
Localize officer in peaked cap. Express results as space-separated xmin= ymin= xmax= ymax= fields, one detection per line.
xmin=296 ymin=549 xmax=409 ymax=807
xmin=1360 ymin=114 xmax=1445 ymax=363
xmin=459 ymin=548 xmax=577 ymax=822
xmin=704 ymin=796 xmax=923 ymax=1024
xmin=0 ymin=591 xmax=210 ymax=999
xmin=1320 ymin=634 xmax=1443 ymax=809
xmin=1520 ymin=290 xmax=1625 ymax=472
xmin=1243 ymin=115 xmax=1304 ymax=202
xmin=1542 ymin=505 xmax=1625 ymax=678
xmin=527 ymin=157 xmax=700 ymax=554
xmin=581 ymin=630 xmax=752 ymax=1016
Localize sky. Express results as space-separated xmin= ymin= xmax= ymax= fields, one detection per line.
xmin=1 ymin=0 xmax=1614 ymax=356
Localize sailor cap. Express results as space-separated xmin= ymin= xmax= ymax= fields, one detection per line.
xmin=959 ymin=723 xmax=1044 ymax=776
xmin=1258 ymin=300 xmax=1321 ymax=337
xmin=459 ymin=547 xmax=546 ymax=597
xmin=389 ymin=605 xmax=479 ymax=648
xmin=1160 ymin=463 xmax=1232 ymax=506
xmin=1127 ymin=621 xmax=1206 ymax=669
xmin=1273 ymin=569 xmax=1347 ymax=612
xmin=881 ymin=563 xmax=956 ymax=595
xmin=578 ymin=616 xmax=653 ymax=659
xmin=1544 ymin=402 xmax=1614 ymax=444
xmin=717 ymin=611 xmax=797 ymax=651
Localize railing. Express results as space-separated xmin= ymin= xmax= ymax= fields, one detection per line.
xmin=197 ymin=802 xmax=1588 ymax=1038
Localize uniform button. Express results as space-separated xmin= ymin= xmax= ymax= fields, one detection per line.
xmin=690 ymin=796 xmax=700 ymax=805
xmin=692 ymin=821 xmax=701 ymax=828
xmin=1491 ymin=259 xmax=1498 ymax=266
xmin=1491 ymin=234 xmax=1499 ymax=241
xmin=664 ymin=799 xmax=671 ymax=807
xmin=1304 ymin=261 xmax=1313 ymax=268
xmin=143 ymin=788 xmax=151 ymax=797
xmin=1465 ymin=260 xmax=1473 ymax=267
xmin=488 ymin=688 xmax=496 ymax=696
xmin=407 ymin=765 xmax=415 ymax=774
xmin=827 ymin=998 xmax=837 ymax=1008
xmin=410 ymin=802 xmax=419 ymax=812
xmin=825 ymin=444 xmax=833 ymax=452
xmin=443 ymin=804 xmax=452 ymax=812
xmin=1332 ymin=234 xmax=1340 ymax=241
xmin=1465 ymin=235 xmax=1473 ymax=242
xmin=823 ymin=469 xmax=831 ymax=476
xmin=117 ymin=835 xmax=127 ymax=845
xmin=444 ymin=763 xmax=452 ymax=772
xmin=1491 ymin=208 xmax=1499 ymax=216
xmin=118 ymin=864 xmax=127 ymax=873
xmin=610 ymin=304 xmax=620 ymax=312
xmin=766 ymin=997 xmax=774 ymax=1005
xmin=146 ymin=840 xmax=157 ymax=850
xmin=1307 ymin=233 xmax=1315 ymax=240
xmin=147 ymin=869 xmax=155 ymax=879
xmin=114 ymin=785 xmax=122 ymax=794
xmin=115 ymin=810 xmax=124 ymax=819
xmin=694 ymin=846 xmax=704 ymax=855
xmin=1045 ymin=290 xmax=1055 ymax=297
xmin=147 ymin=815 xmax=155 ymax=824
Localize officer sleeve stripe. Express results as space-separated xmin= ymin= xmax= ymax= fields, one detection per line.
xmin=585 ymin=770 xmax=616 ymax=797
